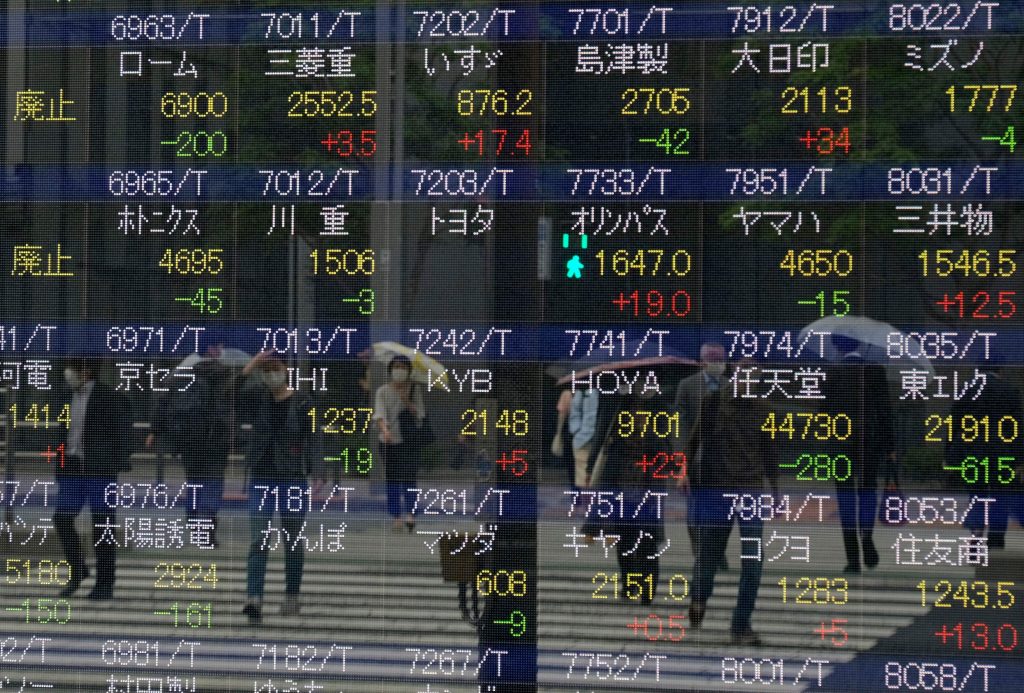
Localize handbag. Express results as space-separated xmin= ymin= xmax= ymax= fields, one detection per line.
xmin=439 ymin=533 xmax=479 ymax=583
xmin=398 ymin=385 xmax=435 ymax=447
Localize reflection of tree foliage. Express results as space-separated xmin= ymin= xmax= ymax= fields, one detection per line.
xmin=232 ymin=12 xmax=376 ymax=318
xmin=401 ymin=0 xmax=515 ymax=307
xmin=716 ymin=33 xmax=1024 ymax=325
xmin=864 ymin=36 xmax=1024 ymax=322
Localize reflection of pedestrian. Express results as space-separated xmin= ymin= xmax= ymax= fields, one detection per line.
xmin=549 ymin=387 xmax=573 ymax=485
xmin=239 ymin=352 xmax=325 ymax=625
xmin=675 ymin=343 xmax=729 ymax=568
xmin=147 ymin=358 xmax=231 ymax=544
xmin=588 ymin=389 xmax=666 ymax=605
xmin=439 ymin=532 xmax=481 ymax=624
xmin=568 ymin=389 xmax=599 ymax=488
xmin=687 ymin=367 xmax=778 ymax=645
xmin=54 ymin=359 xmax=132 ymax=600
xmin=373 ymin=356 xmax=426 ymax=532
xmin=825 ymin=336 xmax=894 ymax=574
xmin=948 ymin=365 xmax=1024 ymax=549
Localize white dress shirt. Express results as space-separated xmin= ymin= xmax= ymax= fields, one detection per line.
xmin=66 ymin=379 xmax=95 ymax=457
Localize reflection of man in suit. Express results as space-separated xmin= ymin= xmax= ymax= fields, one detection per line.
xmin=675 ymin=342 xmax=728 ymax=567
xmin=54 ymin=358 xmax=131 ymax=600
xmin=825 ymin=336 xmax=894 ymax=574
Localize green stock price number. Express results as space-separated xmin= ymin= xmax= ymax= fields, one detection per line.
xmin=943 ymin=456 xmax=1017 ymax=485
xmin=325 ymin=448 xmax=373 ymax=475
xmin=494 ymin=610 xmax=526 ymax=637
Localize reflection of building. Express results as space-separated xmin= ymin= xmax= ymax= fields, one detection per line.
xmin=0 ymin=0 xmax=541 ymax=445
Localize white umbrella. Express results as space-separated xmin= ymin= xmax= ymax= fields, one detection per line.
xmin=175 ymin=353 xmax=205 ymax=371
xmin=176 ymin=348 xmax=251 ymax=370
xmin=216 ymin=348 xmax=251 ymax=368
xmin=797 ymin=316 xmax=935 ymax=377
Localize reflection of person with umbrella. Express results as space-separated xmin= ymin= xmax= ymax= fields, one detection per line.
xmin=821 ymin=333 xmax=895 ymax=574
xmin=372 ymin=355 xmax=427 ymax=532
xmin=800 ymin=317 xmax=934 ymax=572
xmin=239 ymin=351 xmax=326 ymax=625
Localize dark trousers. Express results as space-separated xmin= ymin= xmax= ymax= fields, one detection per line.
xmin=691 ymin=489 xmax=764 ymax=635
xmin=457 ymin=581 xmax=480 ymax=620
xmin=53 ymin=472 xmax=117 ymax=593
xmin=686 ymin=451 xmax=733 ymax=560
xmin=382 ymin=443 xmax=418 ymax=518
xmin=836 ymin=456 xmax=879 ymax=568
xmin=964 ymin=489 xmax=1017 ymax=544
xmin=184 ymin=466 xmax=226 ymax=523
xmin=615 ymin=523 xmax=661 ymax=603
xmin=247 ymin=481 xmax=307 ymax=598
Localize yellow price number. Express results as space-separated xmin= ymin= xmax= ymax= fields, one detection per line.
xmin=918 ymin=249 xmax=1017 ymax=278
xmin=595 ymin=248 xmax=691 ymax=277
xmin=617 ymin=410 xmax=680 ymax=439
xmin=780 ymin=249 xmax=854 ymax=277
xmin=309 ymin=248 xmax=375 ymax=276
xmin=918 ymin=580 xmax=1015 ymax=609
xmin=153 ymin=563 xmax=218 ymax=590
xmin=8 ymin=404 xmax=70 ymax=430
xmin=781 ymin=85 xmax=852 ymax=114
xmin=777 ymin=576 xmax=849 ymax=605
xmin=460 ymin=408 xmax=529 ymax=437
xmin=308 ymin=407 xmax=373 ymax=435
xmin=476 ymin=569 xmax=527 ymax=597
xmin=161 ymin=91 xmax=228 ymax=118
xmin=761 ymin=412 xmax=852 ymax=441
xmin=621 ymin=87 xmax=691 ymax=116
xmin=456 ymin=88 xmax=533 ymax=117
xmin=287 ymin=90 xmax=377 ymax=118
xmin=159 ymin=248 xmax=223 ymax=276
xmin=5 ymin=559 xmax=71 ymax=586
xmin=946 ymin=84 xmax=1017 ymax=113
xmin=925 ymin=414 xmax=1019 ymax=444
xmin=591 ymin=572 xmax=690 ymax=602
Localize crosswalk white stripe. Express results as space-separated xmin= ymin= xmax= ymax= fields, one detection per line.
xmin=1 ymin=563 xmax=966 ymax=693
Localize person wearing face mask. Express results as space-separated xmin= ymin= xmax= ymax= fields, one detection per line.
xmin=674 ymin=342 xmax=730 ymax=569
xmin=238 ymin=351 xmax=326 ymax=625
xmin=373 ymin=356 xmax=426 ymax=532
xmin=53 ymin=358 xmax=132 ymax=600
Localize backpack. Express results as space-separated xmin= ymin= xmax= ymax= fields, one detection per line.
xmin=163 ymin=361 xmax=231 ymax=452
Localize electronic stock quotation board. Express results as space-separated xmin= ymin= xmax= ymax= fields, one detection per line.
xmin=2 ymin=2 xmax=1024 ymax=693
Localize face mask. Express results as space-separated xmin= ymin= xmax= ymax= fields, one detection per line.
xmin=391 ymin=368 xmax=410 ymax=383
xmin=705 ymin=362 xmax=726 ymax=378
xmin=262 ymin=370 xmax=287 ymax=389
xmin=64 ymin=368 xmax=82 ymax=390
